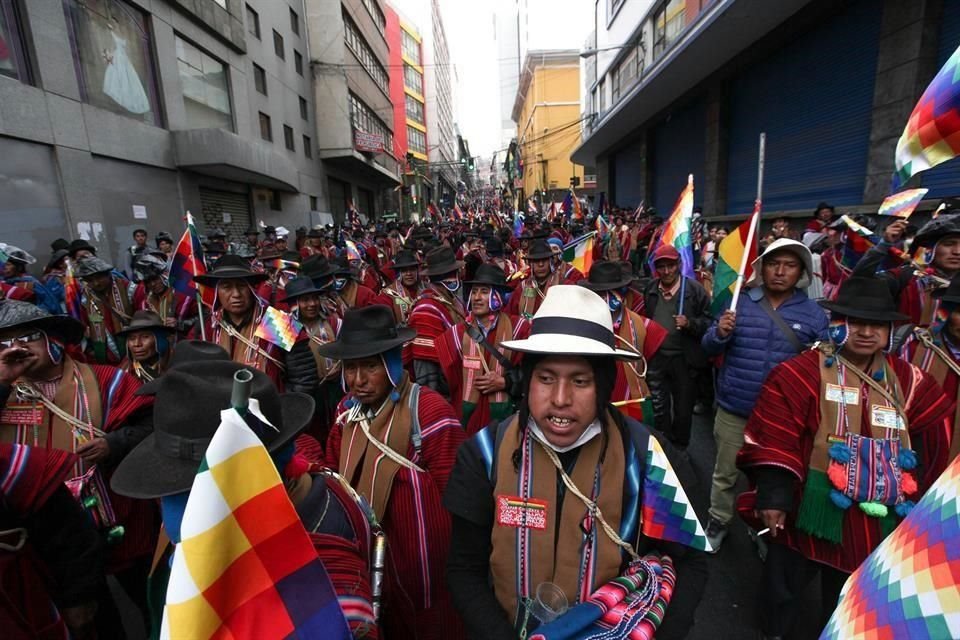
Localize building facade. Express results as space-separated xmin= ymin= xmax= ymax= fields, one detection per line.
xmin=573 ymin=0 xmax=960 ymax=219
xmin=513 ymin=50 xmax=590 ymax=204
xmin=306 ymin=0 xmax=401 ymax=223
xmin=0 ymin=0 xmax=326 ymax=266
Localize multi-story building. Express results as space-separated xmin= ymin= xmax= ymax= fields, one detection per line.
xmin=306 ymin=0 xmax=400 ymax=222
xmin=513 ymin=50 xmax=590 ymax=204
xmin=573 ymin=0 xmax=960 ymax=218
xmin=0 ymin=0 xmax=326 ymax=264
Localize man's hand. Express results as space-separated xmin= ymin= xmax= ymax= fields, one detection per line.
xmin=883 ymin=219 xmax=909 ymax=244
xmin=76 ymin=438 xmax=110 ymax=464
xmin=757 ymin=509 xmax=786 ymax=537
xmin=163 ymin=317 xmax=177 ymax=328
xmin=0 ymin=346 xmax=35 ymax=385
xmin=474 ymin=371 xmax=506 ymax=394
xmin=716 ymin=310 xmax=737 ymax=338
xmin=673 ymin=314 xmax=689 ymax=330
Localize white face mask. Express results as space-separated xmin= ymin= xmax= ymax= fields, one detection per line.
xmin=527 ymin=416 xmax=602 ymax=453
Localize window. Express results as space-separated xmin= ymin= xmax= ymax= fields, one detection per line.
xmin=401 ymin=30 xmax=420 ymax=65
xmin=303 ymin=135 xmax=312 ymax=158
xmin=0 ymin=1 xmax=30 ymax=82
xmin=611 ymin=67 xmax=620 ymax=103
xmin=349 ymin=92 xmax=394 ymax=155
xmin=299 ymin=96 xmax=308 ymax=120
xmin=283 ymin=124 xmax=295 ymax=150
xmin=259 ymin=111 xmax=272 ymax=141
xmin=405 ymin=94 xmax=424 ymax=124
xmin=270 ymin=190 xmax=282 ymax=211
xmin=608 ymin=0 xmax=627 ymax=19
xmin=309 ymin=195 xmax=318 ymax=210
xmin=599 ymin=79 xmax=607 ymax=113
xmin=253 ymin=63 xmax=267 ymax=95
xmin=615 ymin=46 xmax=640 ymax=100
xmin=175 ymin=35 xmax=232 ymax=131
xmin=360 ymin=0 xmax=386 ymax=34
xmin=273 ymin=29 xmax=284 ymax=59
xmin=407 ymin=126 xmax=426 ymax=154
xmin=64 ymin=0 xmax=162 ymax=126
xmin=653 ymin=0 xmax=686 ymax=59
xmin=294 ymin=50 xmax=303 ymax=75
xmin=246 ymin=4 xmax=260 ymax=39
xmin=403 ymin=63 xmax=423 ymax=95
xmin=343 ymin=13 xmax=388 ymax=95
xmin=289 ymin=8 xmax=300 ymax=36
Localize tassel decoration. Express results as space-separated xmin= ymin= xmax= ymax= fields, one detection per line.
xmin=859 ymin=501 xmax=888 ymax=518
xmin=895 ymin=501 xmax=915 ymax=518
xmin=901 ymin=471 xmax=918 ymax=495
xmin=828 ymin=461 xmax=848 ymax=490
xmin=389 ymin=389 xmax=401 ymax=402
xmin=829 ymin=443 xmax=852 ymax=464
xmin=898 ymin=448 xmax=918 ymax=470
xmin=830 ymin=489 xmax=853 ymax=510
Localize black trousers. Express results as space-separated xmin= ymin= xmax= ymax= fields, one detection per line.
xmin=648 ymin=351 xmax=696 ymax=448
xmin=95 ymin=556 xmax=151 ymax=639
xmin=760 ymin=543 xmax=848 ymax=637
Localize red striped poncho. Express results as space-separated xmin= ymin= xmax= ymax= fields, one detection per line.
xmin=408 ymin=285 xmax=466 ymax=363
xmin=324 ymin=386 xmax=466 ymax=639
xmin=737 ymin=349 xmax=953 ymax=572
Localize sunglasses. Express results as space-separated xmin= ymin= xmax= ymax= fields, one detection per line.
xmin=0 ymin=331 xmax=44 ymax=350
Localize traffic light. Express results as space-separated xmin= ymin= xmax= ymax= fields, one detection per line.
xmin=467 ymin=156 xmax=475 ymax=171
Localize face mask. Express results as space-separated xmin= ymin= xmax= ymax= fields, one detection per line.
xmin=333 ymin=277 xmax=348 ymax=291
xmin=606 ymin=291 xmax=623 ymax=314
xmin=441 ymin=277 xmax=461 ymax=293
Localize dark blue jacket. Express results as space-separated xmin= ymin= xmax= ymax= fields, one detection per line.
xmin=702 ymin=287 xmax=828 ymax=417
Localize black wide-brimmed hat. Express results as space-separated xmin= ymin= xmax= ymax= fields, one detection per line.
xmin=0 ymin=299 xmax=83 ymax=344
xmin=464 ymin=263 xmax=512 ymax=291
xmin=933 ymin=275 xmax=960 ymax=305
xmin=46 ymin=249 xmax=69 ymax=270
xmin=301 ymin=255 xmax=337 ymax=283
xmin=409 ymin=227 xmax=434 ymax=241
xmin=390 ymin=250 xmax=420 ymax=270
xmin=330 ymin=255 xmax=353 ymax=276
xmin=485 ymin=237 xmax=505 ymax=257
xmin=283 ymin=276 xmax=330 ymax=302
xmin=423 ymin=246 xmax=463 ymax=277
xmin=913 ymin=214 xmax=960 ymax=249
xmin=111 ymin=361 xmax=315 ymax=499
xmin=314 ymin=305 xmax=415 ymax=360
xmin=75 ymin=256 xmax=113 ymax=278
xmin=581 ymin=261 xmax=634 ymax=292
xmin=67 ymin=239 xmax=96 ymax=257
xmin=526 ymin=238 xmax=555 ymax=260
xmin=819 ymin=275 xmax=909 ymax=322
xmin=244 ymin=226 xmax=260 ymax=236
xmin=116 ymin=310 xmax=176 ymax=338
xmin=307 ymin=227 xmax=325 ymax=238
xmin=193 ymin=254 xmax=269 ymax=285
xmin=208 ymin=228 xmax=227 ymax=239
xmin=136 ymin=340 xmax=231 ymax=395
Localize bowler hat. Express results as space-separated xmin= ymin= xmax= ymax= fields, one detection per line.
xmin=75 ymin=256 xmax=114 ymax=278
xmin=526 ymin=238 xmax=555 ymax=260
xmin=46 ymin=249 xmax=69 ymax=271
xmin=116 ymin=310 xmax=175 ymax=338
xmin=193 ymin=254 xmax=268 ymax=285
xmin=314 ymin=305 xmax=415 ymax=360
xmin=819 ymin=276 xmax=908 ymax=322
xmin=51 ymin=238 xmax=69 ymax=252
xmin=464 ymin=263 xmax=512 ymax=291
xmin=111 ymin=361 xmax=314 ymax=498
xmin=581 ymin=261 xmax=634 ymax=292
xmin=390 ymin=250 xmax=420 ymax=270
xmin=283 ymin=276 xmax=330 ymax=302
xmin=67 ymin=239 xmax=97 ymax=257
xmin=423 ymin=246 xmax=463 ymax=277
xmin=0 ymin=299 xmax=83 ymax=344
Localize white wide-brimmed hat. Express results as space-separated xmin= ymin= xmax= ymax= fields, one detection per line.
xmin=501 ymin=285 xmax=640 ymax=359
xmin=745 ymin=238 xmax=814 ymax=289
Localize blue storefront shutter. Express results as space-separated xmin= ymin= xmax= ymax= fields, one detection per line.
xmin=612 ymin=138 xmax=645 ymax=209
xmin=913 ymin=3 xmax=960 ymax=198
xmin=725 ymin=0 xmax=881 ymax=214
xmin=651 ymin=99 xmax=706 ymax=214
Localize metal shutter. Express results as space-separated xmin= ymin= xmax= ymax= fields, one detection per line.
xmin=725 ymin=0 xmax=881 ymax=214
xmin=198 ymin=188 xmax=252 ymax=243
xmin=612 ymin=138 xmax=645 ymax=209
xmin=913 ymin=4 xmax=960 ymax=198
xmin=651 ymin=99 xmax=706 ymax=214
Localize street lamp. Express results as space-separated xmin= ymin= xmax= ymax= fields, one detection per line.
xmin=579 ymin=42 xmax=634 ymax=58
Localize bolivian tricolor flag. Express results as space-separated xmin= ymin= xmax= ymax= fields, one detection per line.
xmin=561 ymin=232 xmax=595 ymax=275
xmin=711 ymin=200 xmax=760 ymax=316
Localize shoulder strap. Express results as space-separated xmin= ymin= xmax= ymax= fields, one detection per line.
xmin=758 ymin=295 xmax=804 ymax=353
xmin=891 ymin=324 xmax=916 ymax=354
xmin=408 ymin=382 xmax=422 ymax=456
xmin=465 ymin=322 xmax=514 ymax=370
xmin=487 ymin=417 xmax=515 ymax=484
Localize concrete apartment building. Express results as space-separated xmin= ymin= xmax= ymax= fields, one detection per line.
xmin=573 ymin=0 xmax=960 ymax=218
xmin=306 ymin=0 xmax=400 ymax=221
xmin=0 ymin=0 xmax=325 ymax=265
xmin=512 ymin=49 xmax=589 ymax=204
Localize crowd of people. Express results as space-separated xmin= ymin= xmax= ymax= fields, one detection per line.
xmin=1 ymin=198 xmax=958 ymax=640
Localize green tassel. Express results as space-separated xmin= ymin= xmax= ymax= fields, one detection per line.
xmin=858 ymin=501 xmax=888 ymax=518
xmin=796 ymin=469 xmax=846 ymax=544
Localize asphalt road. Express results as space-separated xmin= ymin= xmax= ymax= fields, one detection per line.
xmin=115 ymin=410 xmax=829 ymax=640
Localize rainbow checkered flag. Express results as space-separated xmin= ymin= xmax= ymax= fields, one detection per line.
xmin=162 ymin=405 xmax=351 ymax=639
xmin=642 ymin=436 xmax=712 ymax=552
xmin=894 ymin=44 xmax=960 ymax=187
xmin=820 ymin=455 xmax=960 ymax=640
xmin=255 ymin=306 xmax=303 ymax=352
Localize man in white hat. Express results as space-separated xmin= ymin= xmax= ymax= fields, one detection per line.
xmin=700 ymin=238 xmax=828 ymax=551
xmin=444 ymin=285 xmax=708 ymax=640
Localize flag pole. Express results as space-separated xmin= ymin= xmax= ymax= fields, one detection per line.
xmin=186 ymin=211 xmax=208 ymax=342
xmin=729 ymin=133 xmax=765 ymax=311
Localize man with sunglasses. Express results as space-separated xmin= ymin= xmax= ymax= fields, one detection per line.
xmin=0 ymin=300 xmax=157 ymax=637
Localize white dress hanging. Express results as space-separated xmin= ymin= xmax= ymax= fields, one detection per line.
xmin=102 ymin=32 xmax=150 ymax=114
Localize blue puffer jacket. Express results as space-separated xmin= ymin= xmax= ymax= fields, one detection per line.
xmin=702 ymin=287 xmax=828 ymax=417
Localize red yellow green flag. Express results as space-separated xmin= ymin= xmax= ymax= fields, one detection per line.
xmin=711 ymin=200 xmax=760 ymax=316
